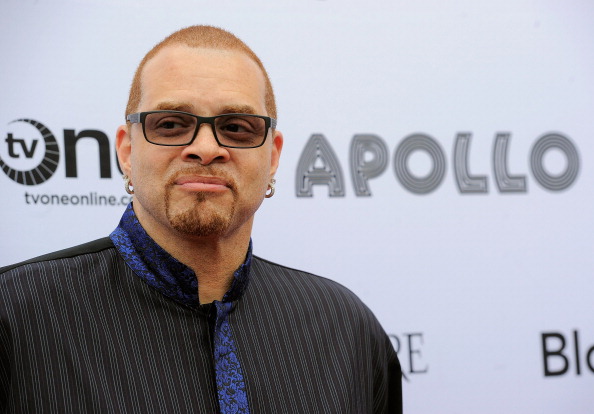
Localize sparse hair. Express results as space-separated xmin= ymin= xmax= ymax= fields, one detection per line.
xmin=125 ymin=25 xmax=277 ymax=119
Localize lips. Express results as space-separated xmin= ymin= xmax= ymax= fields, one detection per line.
xmin=173 ymin=175 xmax=231 ymax=192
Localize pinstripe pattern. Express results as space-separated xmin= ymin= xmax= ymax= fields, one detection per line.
xmin=0 ymin=239 xmax=401 ymax=413
xmin=235 ymin=258 xmax=401 ymax=413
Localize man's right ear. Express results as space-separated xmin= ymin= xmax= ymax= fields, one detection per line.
xmin=116 ymin=124 xmax=132 ymax=177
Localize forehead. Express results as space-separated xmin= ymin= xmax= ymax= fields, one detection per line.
xmin=138 ymin=45 xmax=267 ymax=113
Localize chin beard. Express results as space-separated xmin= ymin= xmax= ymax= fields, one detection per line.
xmin=165 ymin=191 xmax=235 ymax=237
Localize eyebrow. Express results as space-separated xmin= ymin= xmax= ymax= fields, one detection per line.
xmin=152 ymin=102 xmax=261 ymax=116
xmin=154 ymin=101 xmax=194 ymax=112
xmin=220 ymin=105 xmax=258 ymax=115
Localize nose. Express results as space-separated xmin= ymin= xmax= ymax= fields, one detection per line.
xmin=180 ymin=122 xmax=230 ymax=165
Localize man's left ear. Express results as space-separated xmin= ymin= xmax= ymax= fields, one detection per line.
xmin=270 ymin=130 xmax=283 ymax=177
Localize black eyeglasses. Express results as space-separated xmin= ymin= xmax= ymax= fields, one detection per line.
xmin=126 ymin=110 xmax=277 ymax=149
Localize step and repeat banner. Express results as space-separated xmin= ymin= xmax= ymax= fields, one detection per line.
xmin=1 ymin=1 xmax=593 ymax=412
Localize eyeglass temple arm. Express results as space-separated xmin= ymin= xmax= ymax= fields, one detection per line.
xmin=126 ymin=113 xmax=141 ymax=123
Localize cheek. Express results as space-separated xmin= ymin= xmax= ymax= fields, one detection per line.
xmin=130 ymin=151 xmax=147 ymax=180
xmin=129 ymin=148 xmax=167 ymax=189
xmin=234 ymin=160 xmax=268 ymax=198
xmin=248 ymin=154 xmax=272 ymax=186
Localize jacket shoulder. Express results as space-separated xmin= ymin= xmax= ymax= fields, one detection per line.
xmin=252 ymin=255 xmax=351 ymax=289
xmin=251 ymin=255 xmax=371 ymax=312
xmin=0 ymin=237 xmax=114 ymax=274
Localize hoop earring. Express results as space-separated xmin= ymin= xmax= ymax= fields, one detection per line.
xmin=123 ymin=174 xmax=134 ymax=195
xmin=265 ymin=178 xmax=276 ymax=198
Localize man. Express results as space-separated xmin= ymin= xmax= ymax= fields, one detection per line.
xmin=0 ymin=26 xmax=402 ymax=413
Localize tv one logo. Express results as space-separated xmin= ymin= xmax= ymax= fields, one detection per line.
xmin=0 ymin=118 xmax=117 ymax=185
xmin=295 ymin=132 xmax=580 ymax=196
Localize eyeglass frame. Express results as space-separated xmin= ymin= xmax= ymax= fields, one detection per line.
xmin=126 ymin=110 xmax=277 ymax=149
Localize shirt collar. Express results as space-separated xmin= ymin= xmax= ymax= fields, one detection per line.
xmin=110 ymin=203 xmax=252 ymax=307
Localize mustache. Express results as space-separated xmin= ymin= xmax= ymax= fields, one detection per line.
xmin=166 ymin=166 xmax=237 ymax=192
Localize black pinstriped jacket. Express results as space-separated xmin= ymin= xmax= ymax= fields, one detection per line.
xmin=0 ymin=238 xmax=402 ymax=413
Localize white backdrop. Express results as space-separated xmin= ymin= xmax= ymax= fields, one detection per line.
xmin=1 ymin=1 xmax=593 ymax=412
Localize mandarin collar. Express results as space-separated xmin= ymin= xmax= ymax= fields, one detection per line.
xmin=110 ymin=203 xmax=252 ymax=307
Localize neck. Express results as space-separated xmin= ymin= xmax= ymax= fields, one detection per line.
xmin=135 ymin=208 xmax=253 ymax=304
xmin=168 ymin=233 xmax=251 ymax=304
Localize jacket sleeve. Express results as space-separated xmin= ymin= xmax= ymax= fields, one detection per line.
xmin=0 ymin=316 xmax=12 ymax=413
xmin=386 ymin=335 xmax=403 ymax=414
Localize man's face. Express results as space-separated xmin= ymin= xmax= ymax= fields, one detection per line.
xmin=116 ymin=45 xmax=282 ymax=241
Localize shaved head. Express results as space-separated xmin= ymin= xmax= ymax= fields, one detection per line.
xmin=126 ymin=25 xmax=277 ymax=119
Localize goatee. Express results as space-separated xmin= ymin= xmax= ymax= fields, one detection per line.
xmin=165 ymin=191 xmax=236 ymax=237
